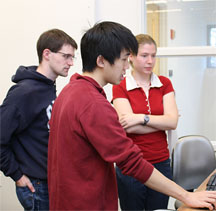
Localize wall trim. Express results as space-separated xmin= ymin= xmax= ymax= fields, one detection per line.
xmin=157 ymin=46 xmax=216 ymax=57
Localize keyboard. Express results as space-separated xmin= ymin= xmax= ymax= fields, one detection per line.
xmin=206 ymin=172 xmax=216 ymax=191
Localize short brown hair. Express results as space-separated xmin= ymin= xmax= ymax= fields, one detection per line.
xmin=37 ymin=29 xmax=77 ymax=63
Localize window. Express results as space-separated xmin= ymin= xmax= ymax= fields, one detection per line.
xmin=144 ymin=0 xmax=216 ymax=143
xmin=207 ymin=25 xmax=216 ymax=68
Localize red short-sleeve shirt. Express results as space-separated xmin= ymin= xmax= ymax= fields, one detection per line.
xmin=112 ymin=71 xmax=174 ymax=163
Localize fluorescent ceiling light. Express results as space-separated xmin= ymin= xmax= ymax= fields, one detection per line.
xmin=182 ymin=0 xmax=205 ymax=2
xmin=147 ymin=9 xmax=182 ymax=13
xmin=146 ymin=0 xmax=167 ymax=4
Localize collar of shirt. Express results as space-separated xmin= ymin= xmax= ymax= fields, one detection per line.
xmin=125 ymin=69 xmax=163 ymax=91
xmin=72 ymin=73 xmax=107 ymax=98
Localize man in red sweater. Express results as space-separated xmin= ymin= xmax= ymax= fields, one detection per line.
xmin=48 ymin=21 xmax=216 ymax=210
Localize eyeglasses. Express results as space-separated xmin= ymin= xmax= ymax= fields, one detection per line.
xmin=56 ymin=51 xmax=76 ymax=61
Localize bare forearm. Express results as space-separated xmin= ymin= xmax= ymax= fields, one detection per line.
xmin=147 ymin=114 xmax=178 ymax=130
xmin=145 ymin=168 xmax=187 ymax=200
xmin=125 ymin=124 xmax=159 ymax=134
xmin=119 ymin=112 xmax=178 ymax=131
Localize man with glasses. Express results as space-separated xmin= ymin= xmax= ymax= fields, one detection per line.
xmin=0 ymin=29 xmax=77 ymax=210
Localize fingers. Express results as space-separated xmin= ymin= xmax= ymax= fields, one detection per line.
xmin=201 ymin=191 xmax=216 ymax=210
xmin=212 ymin=202 xmax=216 ymax=211
xmin=16 ymin=175 xmax=35 ymax=193
xmin=16 ymin=175 xmax=29 ymax=187
xmin=119 ymin=119 xmax=126 ymax=128
xmin=208 ymin=192 xmax=216 ymax=210
xmin=185 ymin=191 xmax=216 ymax=210
xmin=119 ymin=115 xmax=134 ymax=128
xmin=204 ymin=202 xmax=214 ymax=211
xmin=27 ymin=181 xmax=35 ymax=193
xmin=24 ymin=175 xmax=35 ymax=193
xmin=119 ymin=118 xmax=128 ymax=128
xmin=205 ymin=199 xmax=215 ymax=211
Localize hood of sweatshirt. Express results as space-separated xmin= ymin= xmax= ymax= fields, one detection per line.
xmin=12 ymin=65 xmax=55 ymax=85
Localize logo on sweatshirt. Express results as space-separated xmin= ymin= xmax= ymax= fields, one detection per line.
xmin=46 ymin=100 xmax=55 ymax=130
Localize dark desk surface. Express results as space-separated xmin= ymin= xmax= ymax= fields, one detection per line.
xmin=178 ymin=169 xmax=216 ymax=211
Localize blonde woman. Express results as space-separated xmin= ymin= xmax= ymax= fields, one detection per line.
xmin=112 ymin=34 xmax=178 ymax=210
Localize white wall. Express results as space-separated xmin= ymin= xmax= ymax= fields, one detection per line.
xmin=0 ymin=0 xmax=95 ymax=102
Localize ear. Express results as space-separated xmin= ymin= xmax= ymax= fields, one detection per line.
xmin=42 ymin=49 xmax=51 ymax=61
xmin=96 ymin=55 xmax=105 ymax=68
xmin=129 ymin=54 xmax=133 ymax=62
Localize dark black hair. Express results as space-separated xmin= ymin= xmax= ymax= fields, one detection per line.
xmin=37 ymin=29 xmax=77 ymax=63
xmin=81 ymin=21 xmax=138 ymax=72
